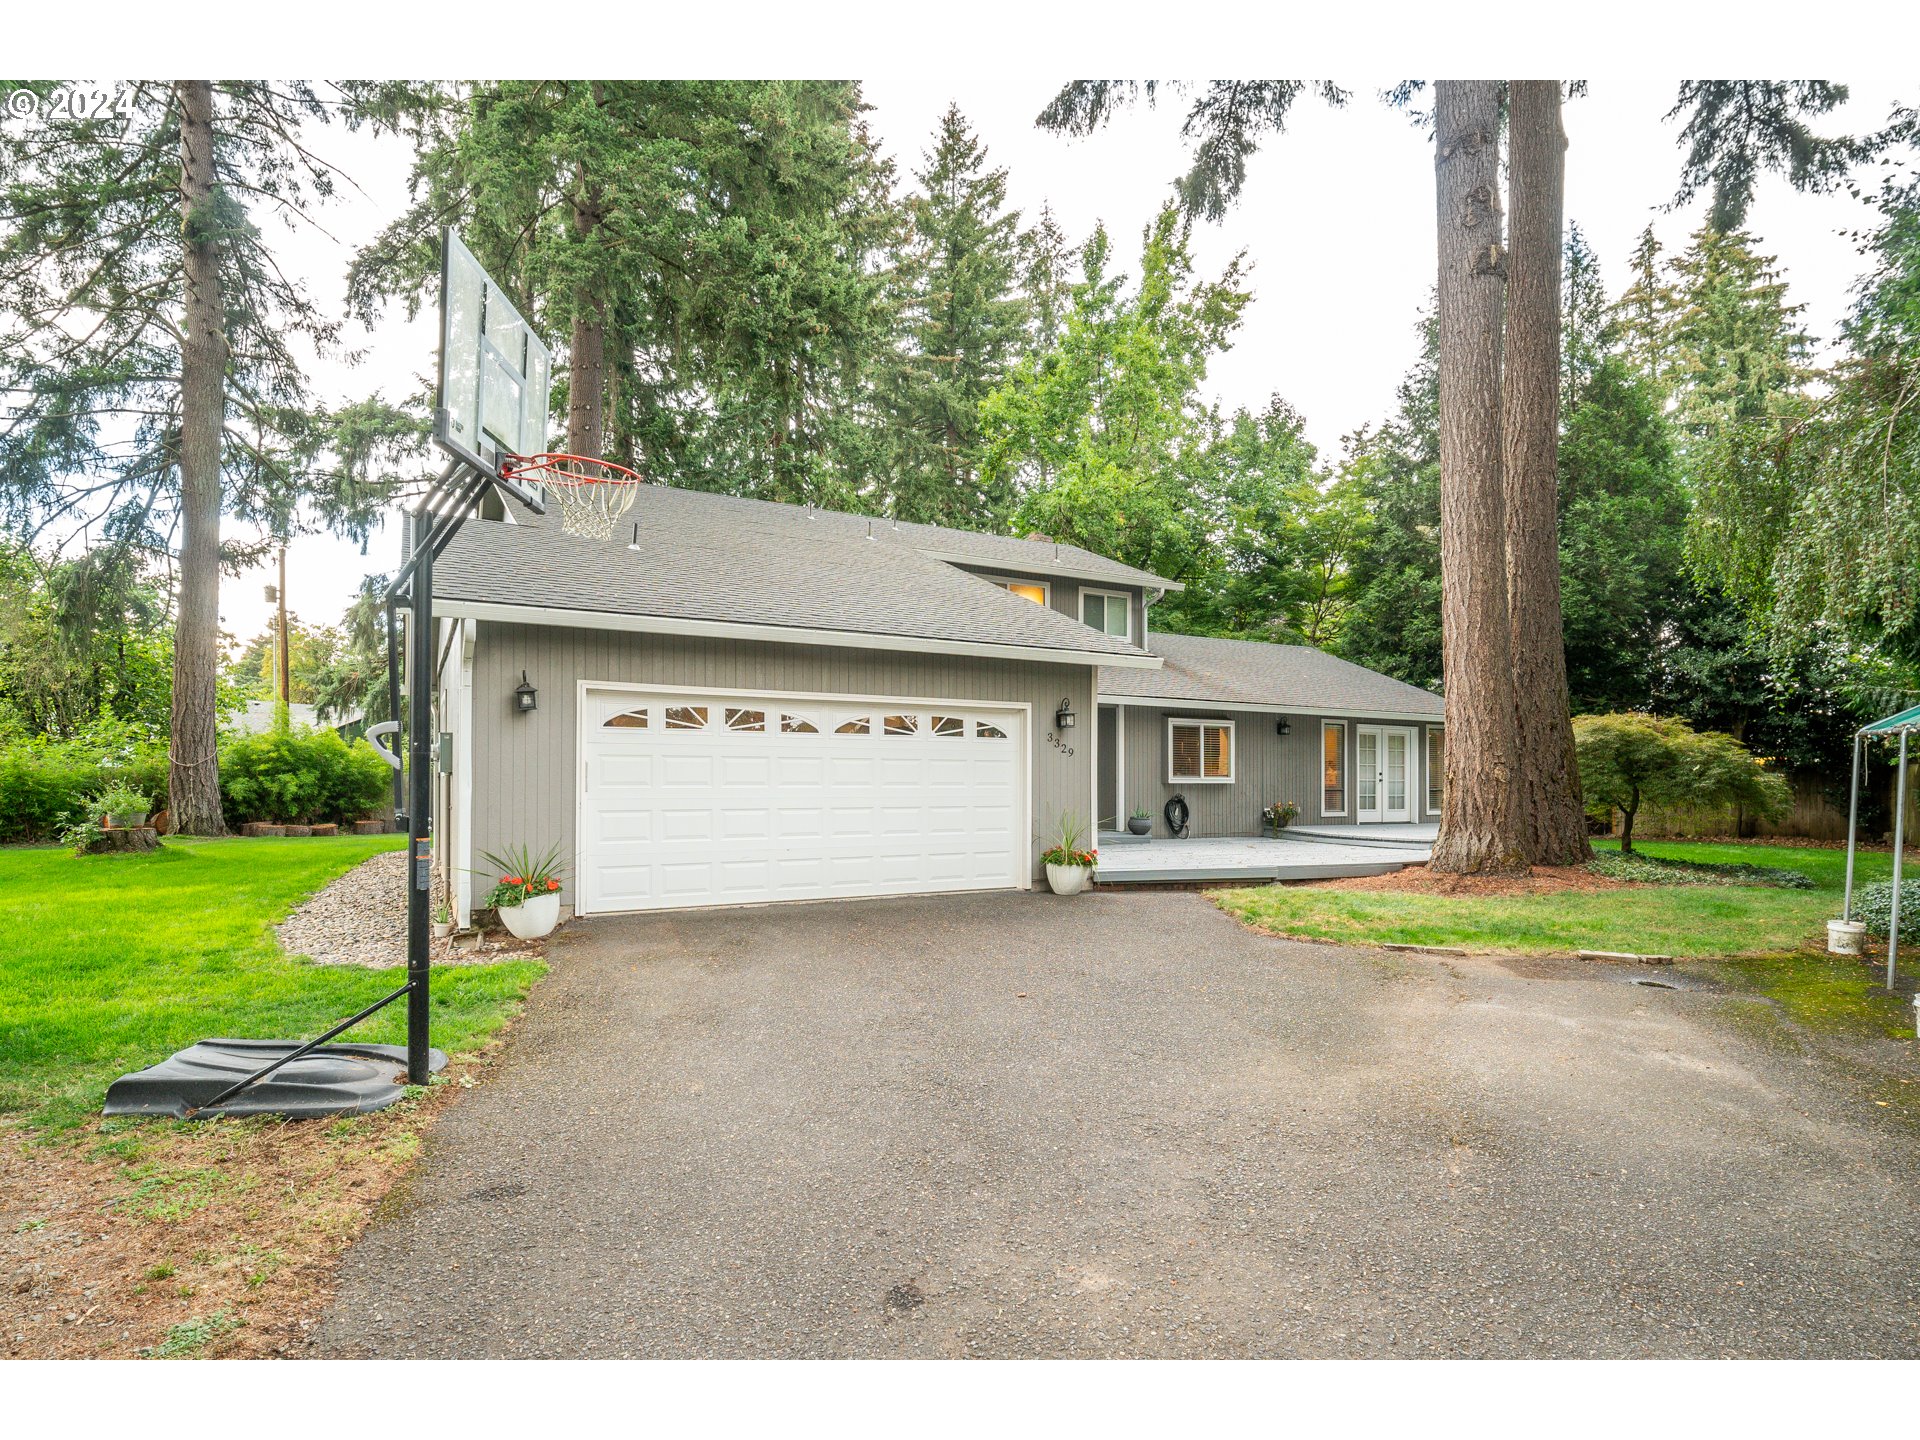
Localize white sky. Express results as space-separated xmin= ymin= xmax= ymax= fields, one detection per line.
xmin=206 ymin=78 xmax=1908 ymax=644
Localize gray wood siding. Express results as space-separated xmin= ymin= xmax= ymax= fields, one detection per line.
xmin=1110 ymin=704 xmax=1442 ymax=836
xmin=465 ymin=622 xmax=1096 ymax=901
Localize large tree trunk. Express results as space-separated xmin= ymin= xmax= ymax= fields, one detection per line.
xmin=565 ymin=99 xmax=608 ymax=459
xmin=1429 ymin=80 xmax=1527 ymax=875
xmin=566 ymin=293 xmax=606 ymax=458
xmin=169 ymin=80 xmax=228 ymax=837
xmin=1503 ymin=81 xmax=1591 ymax=867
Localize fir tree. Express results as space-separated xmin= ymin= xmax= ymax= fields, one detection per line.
xmin=0 ymin=81 xmax=390 ymax=830
xmin=882 ymin=105 xmax=1028 ymax=526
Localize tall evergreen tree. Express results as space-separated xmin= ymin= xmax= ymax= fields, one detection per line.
xmin=352 ymin=81 xmax=896 ymax=507
xmin=882 ymin=105 xmax=1027 ymax=526
xmin=0 ymin=81 xmax=389 ymax=831
xmin=1019 ymin=203 xmax=1079 ymax=352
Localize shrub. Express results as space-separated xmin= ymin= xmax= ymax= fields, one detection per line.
xmin=218 ymin=726 xmax=390 ymax=826
xmin=1853 ymin=881 xmax=1920 ymax=944
xmin=0 ymin=723 xmax=168 ymax=843
xmin=1574 ymin=712 xmax=1791 ymax=853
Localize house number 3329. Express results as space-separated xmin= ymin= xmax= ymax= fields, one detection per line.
xmin=1047 ymin=729 xmax=1075 ymax=758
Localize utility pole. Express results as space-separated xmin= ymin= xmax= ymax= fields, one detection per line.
xmin=276 ymin=544 xmax=290 ymax=704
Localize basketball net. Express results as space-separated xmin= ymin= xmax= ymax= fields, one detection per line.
xmin=502 ymin=453 xmax=645 ymax=540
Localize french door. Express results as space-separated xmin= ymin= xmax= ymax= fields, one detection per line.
xmin=1356 ymin=725 xmax=1415 ymax=823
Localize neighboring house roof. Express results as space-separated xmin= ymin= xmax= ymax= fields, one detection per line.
xmin=432 ymin=483 xmax=1161 ymax=666
xmin=1100 ymin=631 xmax=1445 ymax=719
xmin=227 ymin=700 xmax=323 ymax=734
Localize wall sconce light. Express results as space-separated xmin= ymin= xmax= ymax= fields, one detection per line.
xmin=1055 ymin=697 xmax=1077 ymax=730
xmin=514 ymin=671 xmax=538 ymax=714
xmin=1275 ymin=718 xmax=1291 ymax=737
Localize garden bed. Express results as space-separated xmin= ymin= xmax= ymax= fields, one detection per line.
xmin=276 ymin=849 xmax=549 ymax=969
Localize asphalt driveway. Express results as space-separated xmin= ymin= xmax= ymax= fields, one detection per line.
xmin=316 ymin=890 xmax=1920 ymax=1358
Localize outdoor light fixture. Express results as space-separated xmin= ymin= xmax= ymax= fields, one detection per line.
xmin=514 ymin=671 xmax=538 ymax=714
xmin=1055 ymin=698 xmax=1077 ymax=730
xmin=1276 ymin=718 xmax=1291 ymax=737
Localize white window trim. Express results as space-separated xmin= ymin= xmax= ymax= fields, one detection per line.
xmin=1081 ymin=587 xmax=1133 ymax=642
xmin=1319 ymin=720 xmax=1348 ymax=818
xmin=1425 ymin=725 xmax=1444 ymax=815
xmin=1166 ymin=716 xmax=1235 ymax=784
xmin=982 ymin=574 xmax=1052 ymax=607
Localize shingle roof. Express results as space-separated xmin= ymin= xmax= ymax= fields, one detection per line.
xmin=555 ymin=484 xmax=1175 ymax=590
xmin=431 ymin=483 xmax=1156 ymax=662
xmin=1101 ymin=631 xmax=1444 ymax=718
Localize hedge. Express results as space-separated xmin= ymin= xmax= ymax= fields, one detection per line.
xmin=0 ymin=728 xmax=169 ymax=843
xmin=0 ymin=722 xmax=391 ymax=841
xmin=218 ymin=725 xmax=391 ymax=827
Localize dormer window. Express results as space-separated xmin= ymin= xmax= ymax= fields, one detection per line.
xmin=1080 ymin=588 xmax=1132 ymax=640
xmin=989 ymin=578 xmax=1049 ymax=606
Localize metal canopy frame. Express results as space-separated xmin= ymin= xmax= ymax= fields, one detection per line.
xmin=1841 ymin=705 xmax=1920 ymax=990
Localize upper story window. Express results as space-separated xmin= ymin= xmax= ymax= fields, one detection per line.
xmin=1081 ymin=588 xmax=1131 ymax=640
xmin=1168 ymin=718 xmax=1234 ymax=783
xmin=988 ymin=577 xmax=1050 ymax=606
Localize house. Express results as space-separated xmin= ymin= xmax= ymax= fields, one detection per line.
xmin=428 ymin=484 xmax=1445 ymax=922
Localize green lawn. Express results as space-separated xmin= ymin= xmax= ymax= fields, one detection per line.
xmin=0 ymin=836 xmax=544 ymax=1130
xmin=1213 ymin=838 xmax=1896 ymax=961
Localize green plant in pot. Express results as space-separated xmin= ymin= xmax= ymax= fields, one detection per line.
xmin=1041 ymin=813 xmax=1098 ymax=895
xmin=92 ymin=782 xmax=152 ymax=830
xmin=1126 ymin=807 xmax=1152 ymax=837
xmin=1262 ymin=799 xmax=1299 ymax=837
xmin=478 ymin=843 xmax=566 ymax=940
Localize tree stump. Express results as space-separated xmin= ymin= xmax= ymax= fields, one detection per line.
xmin=82 ymin=826 xmax=161 ymax=855
xmin=283 ymin=824 xmax=313 ymax=838
xmin=352 ymin=820 xmax=385 ymax=835
xmin=309 ymin=823 xmax=339 ymax=837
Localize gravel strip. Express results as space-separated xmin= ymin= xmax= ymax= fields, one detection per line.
xmin=276 ymin=849 xmax=548 ymax=968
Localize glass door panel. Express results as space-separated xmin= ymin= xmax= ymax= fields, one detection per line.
xmin=1356 ymin=728 xmax=1379 ymax=820
xmin=1385 ymin=731 xmax=1409 ymax=819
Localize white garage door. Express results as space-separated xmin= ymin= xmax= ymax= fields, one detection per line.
xmin=578 ymin=687 xmax=1027 ymax=914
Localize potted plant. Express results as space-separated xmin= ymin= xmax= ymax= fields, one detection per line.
xmin=1041 ymin=814 xmax=1098 ymax=895
xmin=480 ymin=843 xmax=566 ymax=940
xmin=1262 ymin=799 xmax=1299 ymax=837
xmin=1126 ymin=807 xmax=1152 ymax=837
xmin=433 ymin=903 xmax=454 ymax=940
xmin=94 ymin=781 xmax=151 ymax=830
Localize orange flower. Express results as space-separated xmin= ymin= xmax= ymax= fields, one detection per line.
xmin=546 ymin=878 xmax=560 ymax=890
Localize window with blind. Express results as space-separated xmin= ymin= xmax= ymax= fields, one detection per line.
xmin=1167 ymin=719 xmax=1233 ymax=783
xmin=1322 ymin=721 xmax=1346 ymax=815
xmin=1426 ymin=728 xmax=1444 ymax=813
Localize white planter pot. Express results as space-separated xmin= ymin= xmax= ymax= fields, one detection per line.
xmin=1827 ymin=919 xmax=1867 ymax=956
xmin=433 ymin=922 xmax=453 ymax=940
xmin=499 ymin=891 xmax=561 ymax=939
xmin=1046 ymin=862 xmax=1093 ymax=896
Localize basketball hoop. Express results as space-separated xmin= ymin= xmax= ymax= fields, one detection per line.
xmin=503 ymin=453 xmax=646 ymax=540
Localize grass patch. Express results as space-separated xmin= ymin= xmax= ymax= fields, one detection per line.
xmin=0 ymin=836 xmax=544 ymax=1130
xmin=1214 ymin=839 xmax=1895 ymax=961
xmin=139 ymin=1310 xmax=240 ymax=1359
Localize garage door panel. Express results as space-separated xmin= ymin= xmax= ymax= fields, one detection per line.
xmin=658 ymin=807 xmax=713 ymax=842
xmin=660 ymin=754 xmax=714 ymax=788
xmin=581 ymin=689 xmax=1024 ymax=914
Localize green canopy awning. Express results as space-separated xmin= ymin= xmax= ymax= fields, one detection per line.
xmin=1863 ymin=703 xmax=1920 ymax=737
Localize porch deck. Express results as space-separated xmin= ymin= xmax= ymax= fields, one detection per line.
xmin=1094 ymin=823 xmax=1434 ymax=885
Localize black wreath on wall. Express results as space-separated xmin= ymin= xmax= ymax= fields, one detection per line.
xmin=1164 ymin=793 xmax=1190 ymax=838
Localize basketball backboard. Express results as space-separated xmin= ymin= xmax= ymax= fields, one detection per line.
xmin=435 ymin=228 xmax=550 ymax=508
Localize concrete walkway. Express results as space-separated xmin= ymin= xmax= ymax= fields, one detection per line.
xmin=315 ymin=890 xmax=1920 ymax=1358
xmin=1096 ymin=825 xmax=1433 ymax=883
